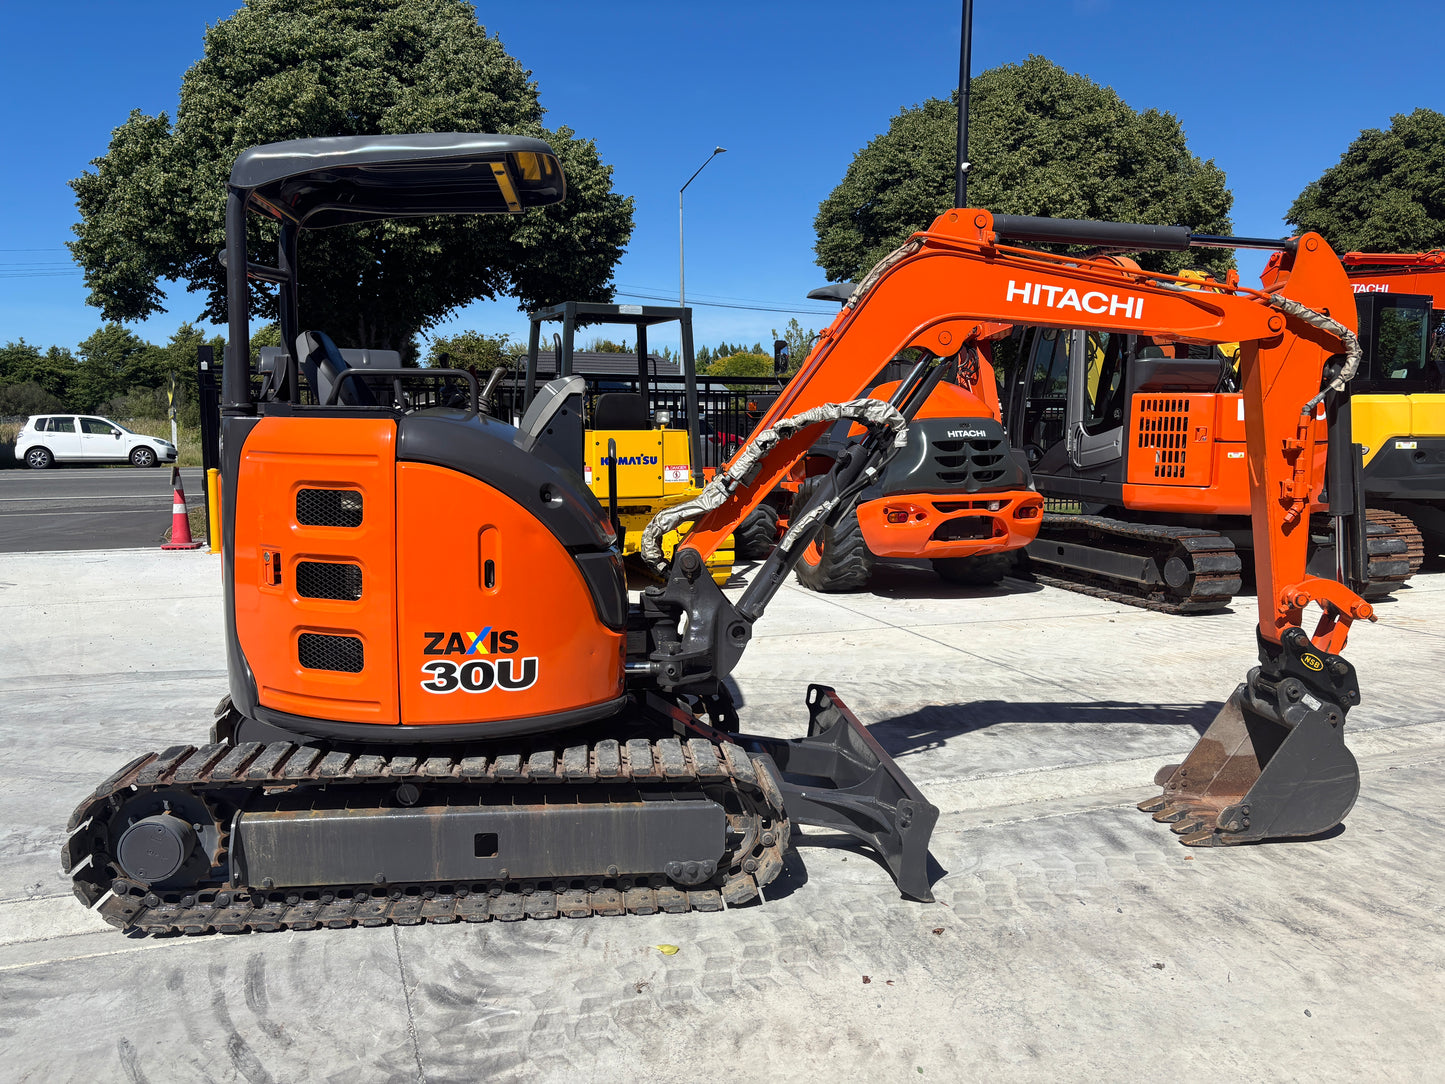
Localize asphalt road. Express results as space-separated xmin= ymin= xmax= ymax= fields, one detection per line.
xmin=0 ymin=466 xmax=207 ymax=552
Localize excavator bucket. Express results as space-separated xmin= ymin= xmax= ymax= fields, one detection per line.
xmin=742 ymin=685 xmax=939 ymax=900
xmin=1139 ymin=632 xmax=1361 ymax=846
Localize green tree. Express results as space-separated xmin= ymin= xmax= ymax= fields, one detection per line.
xmin=426 ymin=330 xmax=519 ymax=370
xmin=73 ymin=325 xmax=158 ymax=411
xmin=814 ymin=55 xmax=1234 ymax=281
xmin=1287 ymin=109 xmax=1445 ymax=252
xmin=0 ymin=382 xmax=65 ymax=417
xmin=69 ymin=0 xmax=634 ymax=359
xmin=703 ymin=352 xmax=772 ymax=390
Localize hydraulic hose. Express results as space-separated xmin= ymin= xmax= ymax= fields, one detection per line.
xmin=639 ymin=399 xmax=908 ymax=574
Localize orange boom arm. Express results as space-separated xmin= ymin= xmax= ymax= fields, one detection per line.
xmin=680 ymin=209 xmax=1366 ymax=650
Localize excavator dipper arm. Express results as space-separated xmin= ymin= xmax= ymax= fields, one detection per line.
xmin=644 ymin=208 xmax=1373 ymax=849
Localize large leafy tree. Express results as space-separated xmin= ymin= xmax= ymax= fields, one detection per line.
xmin=1287 ymin=109 xmax=1445 ymax=252
xmin=70 ymin=0 xmax=634 ymax=357
xmin=815 ymin=56 xmax=1234 ymax=280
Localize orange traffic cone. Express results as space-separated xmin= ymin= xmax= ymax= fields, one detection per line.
xmin=162 ymin=466 xmax=203 ymax=550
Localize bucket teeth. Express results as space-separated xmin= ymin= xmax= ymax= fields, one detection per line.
xmin=1152 ymin=802 xmax=1192 ymax=824
xmin=1170 ymin=815 xmax=1210 ymax=835
xmin=1180 ymin=827 xmax=1222 ymax=847
xmin=1137 ymin=794 xmax=1168 ymax=814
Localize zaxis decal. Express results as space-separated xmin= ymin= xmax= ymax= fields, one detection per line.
xmin=419 ymin=627 xmax=537 ymax=693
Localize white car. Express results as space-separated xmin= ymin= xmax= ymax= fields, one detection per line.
xmin=14 ymin=415 xmax=178 ymax=469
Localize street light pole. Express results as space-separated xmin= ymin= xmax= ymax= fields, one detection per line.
xmin=956 ymin=0 xmax=973 ymax=208
xmin=679 ymin=146 xmax=726 ymax=308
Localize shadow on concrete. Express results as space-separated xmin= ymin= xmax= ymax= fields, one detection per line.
xmin=866 ymin=698 xmax=1225 ymax=759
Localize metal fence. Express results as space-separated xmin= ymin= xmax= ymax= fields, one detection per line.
xmin=492 ymin=373 xmax=788 ymax=473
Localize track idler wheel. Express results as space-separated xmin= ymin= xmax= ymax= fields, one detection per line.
xmin=1139 ymin=628 xmax=1361 ymax=846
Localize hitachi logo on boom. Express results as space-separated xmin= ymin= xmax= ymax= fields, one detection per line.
xmin=1006 ymin=280 xmax=1145 ymax=320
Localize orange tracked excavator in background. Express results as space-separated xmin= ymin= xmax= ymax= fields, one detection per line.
xmin=64 ymin=136 xmax=1373 ymax=935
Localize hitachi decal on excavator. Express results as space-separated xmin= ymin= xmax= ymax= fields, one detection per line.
xmin=63 ymin=134 xmax=1377 ymax=935
xmin=1006 ymin=279 xmax=1147 ymax=319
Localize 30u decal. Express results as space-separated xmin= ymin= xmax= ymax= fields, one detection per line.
xmin=419 ymin=657 xmax=539 ymax=694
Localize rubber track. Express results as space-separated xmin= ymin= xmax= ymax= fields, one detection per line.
xmin=63 ymin=737 xmax=791 ymax=936
xmin=1028 ymin=513 xmax=1240 ymax=614
xmin=1367 ymin=507 xmax=1424 ymax=580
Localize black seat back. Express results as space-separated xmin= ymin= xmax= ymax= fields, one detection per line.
xmin=295 ymin=330 xmax=376 ymax=406
xmin=593 ymin=393 xmax=651 ymax=431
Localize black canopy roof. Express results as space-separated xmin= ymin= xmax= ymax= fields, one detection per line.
xmin=228 ymin=133 xmax=565 ymax=229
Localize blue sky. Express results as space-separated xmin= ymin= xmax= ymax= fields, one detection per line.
xmin=1 ymin=0 xmax=1441 ymax=357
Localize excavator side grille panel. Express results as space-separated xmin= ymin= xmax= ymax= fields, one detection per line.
xmin=930 ymin=437 xmax=1007 ymax=487
xmin=296 ymin=488 xmax=364 ymax=528
xmin=298 ymin=633 xmax=364 ymax=673
xmin=296 ymin=561 xmax=363 ymax=601
xmin=1128 ymin=395 xmax=1214 ymax=487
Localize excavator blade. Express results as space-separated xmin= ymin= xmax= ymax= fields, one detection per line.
xmin=1139 ymin=632 xmax=1361 ymax=846
xmin=741 ymin=685 xmax=939 ymax=901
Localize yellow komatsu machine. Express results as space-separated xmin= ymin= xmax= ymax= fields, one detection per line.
xmin=523 ymin=302 xmax=733 ymax=583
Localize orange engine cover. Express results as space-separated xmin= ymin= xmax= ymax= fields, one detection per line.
xmin=231 ymin=417 xmax=624 ymax=730
xmin=394 ymin=462 xmax=624 ymax=726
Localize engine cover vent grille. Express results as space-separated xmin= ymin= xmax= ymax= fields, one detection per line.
xmin=930 ymin=437 xmax=1007 ymax=487
xmin=1136 ymin=397 xmax=1191 ymax=479
xmin=298 ymin=633 xmax=364 ymax=673
xmin=296 ymin=562 xmax=363 ymax=601
xmin=296 ymin=489 xmax=363 ymax=528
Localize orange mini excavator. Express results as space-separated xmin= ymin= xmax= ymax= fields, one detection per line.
xmin=65 ymin=136 xmax=1374 ymax=933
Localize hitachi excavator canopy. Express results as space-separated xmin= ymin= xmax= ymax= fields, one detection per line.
xmin=228 ymin=132 xmax=566 ymax=228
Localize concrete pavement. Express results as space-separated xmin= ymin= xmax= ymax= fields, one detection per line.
xmin=1 ymin=550 xmax=1442 ymax=1081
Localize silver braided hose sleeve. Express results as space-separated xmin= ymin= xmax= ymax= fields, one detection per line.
xmin=1264 ymin=294 xmax=1362 ymax=411
xmin=639 ymin=398 xmax=909 ymax=574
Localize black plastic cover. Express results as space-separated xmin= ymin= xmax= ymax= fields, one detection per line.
xmin=872 ymin=417 xmax=1029 ymax=497
xmin=397 ymin=410 xmax=614 ymax=551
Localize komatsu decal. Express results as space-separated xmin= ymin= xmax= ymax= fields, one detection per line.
xmin=1006 ymin=280 xmax=1145 ymax=320
xmin=599 ymin=455 xmax=658 ymax=466
xmin=419 ymin=627 xmax=537 ymax=693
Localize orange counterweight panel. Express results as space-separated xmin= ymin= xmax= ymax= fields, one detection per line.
xmin=232 ymin=417 xmax=400 ymax=725
xmin=856 ymin=490 xmax=1043 ymax=558
xmin=394 ymin=463 xmax=624 ymax=726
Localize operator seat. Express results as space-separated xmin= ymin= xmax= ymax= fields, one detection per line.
xmin=295 ymin=330 xmax=377 ymax=406
xmin=593 ymin=393 xmax=651 ymax=430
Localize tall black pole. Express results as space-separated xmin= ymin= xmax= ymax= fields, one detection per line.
xmin=955 ymin=0 xmax=973 ymax=208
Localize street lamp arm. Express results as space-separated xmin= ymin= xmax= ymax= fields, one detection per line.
xmin=679 ymin=146 xmax=727 ymax=310
xmin=680 ymin=146 xmax=727 ymax=195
